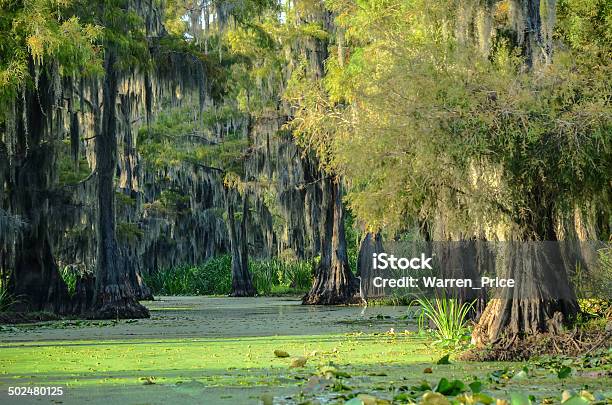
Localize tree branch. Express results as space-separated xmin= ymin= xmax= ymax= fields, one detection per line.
xmin=191 ymin=162 xmax=225 ymax=173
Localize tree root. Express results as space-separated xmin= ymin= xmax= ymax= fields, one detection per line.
xmin=229 ymin=289 xmax=256 ymax=297
xmin=462 ymin=328 xmax=612 ymax=361
xmin=88 ymin=299 xmax=150 ymax=320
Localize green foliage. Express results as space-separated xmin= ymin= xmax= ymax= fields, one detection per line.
xmin=287 ymin=0 xmax=611 ymax=237
xmin=530 ymin=350 xmax=610 ymax=375
xmin=69 ymin=0 xmax=150 ymax=71
xmin=434 ymin=377 xmax=467 ymax=396
xmin=556 ymin=0 xmax=612 ymax=61
xmin=158 ymin=190 xmax=190 ymax=214
xmin=60 ymin=266 xmax=78 ymax=298
xmin=115 ymin=192 xmax=136 ymax=208
xmin=573 ymin=247 xmax=612 ymax=313
xmin=0 ymin=0 xmax=102 ymax=116
xmin=577 ymin=299 xmax=611 ymax=320
xmin=138 ymin=104 xmax=248 ymax=176
xmin=599 ymin=246 xmax=612 ymax=273
xmin=284 ymin=59 xmax=340 ymax=175
xmin=389 ymin=374 xmax=559 ymax=405
xmin=145 ymin=256 xmax=313 ymax=296
xmin=145 ymin=256 xmax=233 ymax=296
xmin=0 ymin=280 xmax=15 ymax=312
xmin=344 ymin=214 xmax=360 ymax=274
xmin=223 ymin=4 xmax=327 ymax=117
xmin=57 ymin=149 xmax=92 ymax=186
xmin=413 ymin=294 xmax=474 ymax=343
xmin=250 ymin=258 xmax=313 ymax=295
xmin=436 ymin=353 xmax=451 ymax=365
xmin=251 ymin=262 xmax=276 ymax=295
xmin=298 ymin=22 xmax=329 ymax=40
xmin=116 ymin=222 xmax=144 ymax=243
xmin=0 ymin=276 xmax=23 ymax=312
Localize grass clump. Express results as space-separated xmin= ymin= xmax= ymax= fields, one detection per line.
xmin=145 ymin=255 xmax=233 ymax=295
xmin=0 ymin=283 xmax=15 ymax=312
xmin=251 ymin=258 xmax=313 ymax=295
xmin=0 ymin=277 xmax=23 ymax=313
xmin=60 ymin=266 xmax=79 ymax=297
xmin=413 ymin=294 xmax=474 ymax=345
xmin=145 ymin=255 xmax=313 ymax=296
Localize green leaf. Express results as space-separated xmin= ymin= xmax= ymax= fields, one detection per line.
xmin=510 ymin=392 xmax=532 ymax=405
xmin=562 ymin=396 xmax=590 ymax=405
xmin=473 ymin=393 xmax=495 ymax=404
xmin=435 ymin=378 xmax=466 ymax=396
xmin=557 ymin=366 xmax=572 ymax=379
xmin=411 ymin=381 xmax=433 ymax=392
xmin=469 ymin=381 xmax=483 ymax=393
xmin=394 ymin=393 xmax=413 ymax=401
xmin=512 ymin=370 xmax=528 ymax=380
xmin=488 ymin=368 xmax=510 ymax=383
xmin=331 ymin=381 xmax=352 ymax=392
xmin=437 ymin=354 xmax=451 ymax=364
xmin=273 ymin=350 xmax=289 ymax=358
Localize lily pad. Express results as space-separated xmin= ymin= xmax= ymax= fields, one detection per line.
xmin=437 ymin=354 xmax=451 ymax=365
xmin=290 ymin=357 xmax=307 ymax=368
xmin=274 ymin=349 xmax=290 ymax=358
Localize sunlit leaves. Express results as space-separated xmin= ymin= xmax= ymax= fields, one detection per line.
xmin=0 ymin=0 xmax=102 ymax=106
xmin=302 ymin=0 xmax=612 ymax=237
xmin=0 ymin=49 xmax=28 ymax=94
xmin=556 ymin=0 xmax=612 ymax=60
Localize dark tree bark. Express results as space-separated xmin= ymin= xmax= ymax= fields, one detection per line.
xmin=6 ymin=63 xmax=71 ymax=313
xmin=472 ymin=2 xmax=576 ymax=346
xmin=71 ymin=272 xmax=95 ymax=315
xmin=472 ymin=241 xmax=578 ymax=345
xmin=521 ymin=0 xmax=542 ymax=68
xmin=118 ymin=95 xmax=153 ymax=302
xmin=436 ymin=240 xmax=490 ymax=319
xmin=473 ymin=203 xmax=578 ymax=345
xmin=303 ymin=178 xmax=359 ymax=305
xmin=10 ymin=222 xmax=69 ymax=313
xmin=225 ymin=187 xmax=256 ymax=297
xmin=357 ymin=232 xmax=384 ymax=299
xmin=513 ymin=0 xmax=554 ymax=68
xmin=129 ymin=266 xmax=154 ymax=301
xmin=91 ymin=49 xmax=149 ymax=319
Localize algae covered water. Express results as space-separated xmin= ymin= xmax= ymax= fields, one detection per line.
xmin=1 ymin=297 xmax=610 ymax=404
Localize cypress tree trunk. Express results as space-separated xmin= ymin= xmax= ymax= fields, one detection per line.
xmin=472 ymin=1 xmax=575 ymax=345
xmin=11 ymin=219 xmax=69 ymax=313
xmin=303 ymin=178 xmax=359 ymax=304
xmin=472 ymin=204 xmax=578 ymax=345
xmin=436 ymin=240 xmax=490 ymax=319
xmin=520 ymin=0 xmax=542 ymax=68
xmin=6 ymin=63 xmax=70 ymax=313
xmin=513 ymin=0 xmax=555 ymax=68
xmin=472 ymin=242 xmax=578 ymax=345
xmin=225 ymin=187 xmax=255 ymax=297
xmin=91 ymin=49 xmax=149 ymax=319
xmin=357 ymin=232 xmax=384 ymax=299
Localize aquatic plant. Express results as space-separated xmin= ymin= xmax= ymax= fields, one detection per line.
xmin=413 ymin=294 xmax=474 ymax=342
